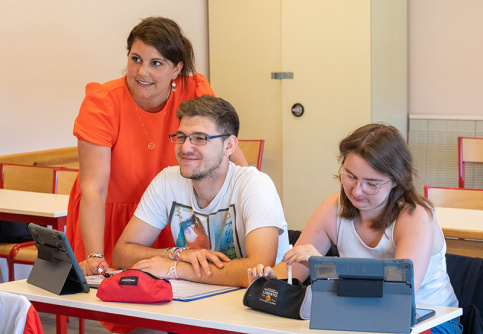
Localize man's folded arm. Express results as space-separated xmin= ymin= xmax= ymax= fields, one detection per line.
xmin=112 ymin=216 xmax=165 ymax=269
xmin=175 ymin=226 xmax=280 ymax=287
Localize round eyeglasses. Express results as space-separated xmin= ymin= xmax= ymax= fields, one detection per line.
xmin=338 ymin=171 xmax=392 ymax=195
xmin=168 ymin=133 xmax=230 ymax=146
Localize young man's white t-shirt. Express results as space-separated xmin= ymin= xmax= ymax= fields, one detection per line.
xmin=134 ymin=162 xmax=289 ymax=264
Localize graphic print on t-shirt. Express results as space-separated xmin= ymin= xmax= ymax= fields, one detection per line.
xmin=169 ymin=202 xmax=239 ymax=259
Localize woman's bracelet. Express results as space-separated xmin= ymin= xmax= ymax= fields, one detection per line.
xmin=87 ymin=253 xmax=104 ymax=259
xmin=167 ymin=260 xmax=180 ymax=279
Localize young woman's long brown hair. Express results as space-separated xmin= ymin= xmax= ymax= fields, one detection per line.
xmin=338 ymin=123 xmax=433 ymax=230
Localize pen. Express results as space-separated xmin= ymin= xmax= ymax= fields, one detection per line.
xmin=287 ymin=244 xmax=293 ymax=285
xmin=97 ymin=266 xmax=110 ymax=278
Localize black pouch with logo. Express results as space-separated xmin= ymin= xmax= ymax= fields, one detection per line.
xmin=243 ymin=277 xmax=312 ymax=320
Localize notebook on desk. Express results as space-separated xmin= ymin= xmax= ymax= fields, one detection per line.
xmin=169 ymin=280 xmax=241 ymax=301
xmin=308 ymin=257 xmax=434 ymax=333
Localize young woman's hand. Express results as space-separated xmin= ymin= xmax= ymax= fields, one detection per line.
xmin=283 ymin=244 xmax=323 ymax=267
xmin=247 ymin=264 xmax=276 ymax=285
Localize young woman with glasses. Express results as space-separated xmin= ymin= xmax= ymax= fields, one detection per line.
xmin=248 ymin=123 xmax=461 ymax=334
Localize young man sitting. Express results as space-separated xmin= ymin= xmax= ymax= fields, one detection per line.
xmin=112 ymin=95 xmax=289 ymax=287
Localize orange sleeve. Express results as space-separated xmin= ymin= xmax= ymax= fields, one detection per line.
xmin=193 ymin=73 xmax=216 ymax=97
xmin=73 ymin=82 xmax=119 ymax=147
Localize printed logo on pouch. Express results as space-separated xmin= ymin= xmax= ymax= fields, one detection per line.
xmin=119 ymin=276 xmax=139 ymax=286
xmin=260 ymin=287 xmax=278 ymax=305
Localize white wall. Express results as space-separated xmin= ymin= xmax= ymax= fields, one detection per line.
xmin=408 ymin=0 xmax=483 ymax=117
xmin=0 ymin=0 xmax=209 ymax=155
xmin=2 ymin=1 xmax=483 ymax=152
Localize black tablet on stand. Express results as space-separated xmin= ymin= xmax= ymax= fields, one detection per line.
xmin=27 ymin=223 xmax=90 ymax=295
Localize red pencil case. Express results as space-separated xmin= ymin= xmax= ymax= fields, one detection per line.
xmin=96 ymin=269 xmax=173 ymax=303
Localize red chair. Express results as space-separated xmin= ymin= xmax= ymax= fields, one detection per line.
xmin=0 ymin=163 xmax=59 ymax=281
xmin=54 ymin=169 xmax=79 ymax=195
xmin=424 ymin=185 xmax=483 ymax=210
xmin=238 ymin=139 xmax=265 ymax=171
xmin=458 ymin=137 xmax=483 ymax=188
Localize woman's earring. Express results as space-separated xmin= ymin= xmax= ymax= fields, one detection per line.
xmin=171 ymin=81 xmax=177 ymax=92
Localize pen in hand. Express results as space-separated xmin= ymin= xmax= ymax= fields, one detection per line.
xmin=287 ymin=244 xmax=293 ymax=285
xmin=97 ymin=266 xmax=110 ymax=278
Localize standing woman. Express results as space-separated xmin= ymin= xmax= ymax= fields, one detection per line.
xmin=67 ymin=17 xmax=247 ymax=276
xmin=249 ymin=123 xmax=461 ymax=334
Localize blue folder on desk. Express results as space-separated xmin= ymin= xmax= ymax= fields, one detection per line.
xmin=309 ymin=257 xmax=434 ymax=333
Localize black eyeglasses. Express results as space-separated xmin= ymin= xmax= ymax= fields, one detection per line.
xmin=168 ymin=133 xmax=230 ymax=146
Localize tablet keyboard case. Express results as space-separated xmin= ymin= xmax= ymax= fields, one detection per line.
xmin=309 ymin=257 xmax=415 ymax=333
xmin=27 ymin=224 xmax=89 ymax=295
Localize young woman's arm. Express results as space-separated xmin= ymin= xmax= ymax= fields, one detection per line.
xmin=248 ymin=194 xmax=340 ymax=284
xmin=393 ymin=205 xmax=441 ymax=294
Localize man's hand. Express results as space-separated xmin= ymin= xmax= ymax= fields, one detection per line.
xmin=132 ymin=256 xmax=176 ymax=279
xmin=179 ymin=249 xmax=231 ymax=278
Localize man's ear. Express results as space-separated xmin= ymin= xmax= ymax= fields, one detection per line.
xmin=224 ymin=135 xmax=238 ymax=157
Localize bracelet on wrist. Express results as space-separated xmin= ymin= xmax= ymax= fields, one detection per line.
xmin=87 ymin=253 xmax=104 ymax=259
xmin=162 ymin=248 xmax=171 ymax=258
xmin=173 ymin=247 xmax=186 ymax=261
xmin=167 ymin=260 xmax=180 ymax=279
xmin=168 ymin=247 xmax=179 ymax=261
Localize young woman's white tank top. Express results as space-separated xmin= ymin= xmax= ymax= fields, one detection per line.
xmin=336 ymin=204 xmax=458 ymax=307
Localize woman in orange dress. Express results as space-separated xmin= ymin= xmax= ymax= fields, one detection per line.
xmin=67 ymin=17 xmax=246 ymax=276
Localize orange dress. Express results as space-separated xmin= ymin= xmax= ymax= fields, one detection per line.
xmin=66 ymin=74 xmax=214 ymax=266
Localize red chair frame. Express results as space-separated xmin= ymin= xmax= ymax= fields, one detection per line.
xmin=238 ymin=139 xmax=265 ymax=171
xmin=424 ymin=185 xmax=483 ymax=210
xmin=458 ymin=136 xmax=483 ymax=188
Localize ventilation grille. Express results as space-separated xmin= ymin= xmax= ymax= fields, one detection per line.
xmin=408 ymin=117 xmax=483 ymax=194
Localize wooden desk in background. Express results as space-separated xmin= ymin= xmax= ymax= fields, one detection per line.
xmin=0 ymin=279 xmax=462 ymax=334
xmin=0 ymin=189 xmax=69 ymax=232
xmin=436 ymin=207 xmax=483 ymax=257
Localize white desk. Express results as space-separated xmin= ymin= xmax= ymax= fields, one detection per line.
xmin=0 ymin=280 xmax=462 ymax=334
xmin=435 ymin=207 xmax=483 ymax=257
xmin=436 ymin=207 xmax=483 ymax=239
xmin=0 ymin=189 xmax=69 ymax=231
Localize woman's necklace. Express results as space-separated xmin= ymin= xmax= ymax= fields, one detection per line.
xmin=135 ymin=91 xmax=171 ymax=150
xmin=137 ymin=111 xmax=156 ymax=150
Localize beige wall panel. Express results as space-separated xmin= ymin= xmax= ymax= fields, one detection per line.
xmin=209 ymin=0 xmax=407 ymax=231
xmin=281 ymin=0 xmax=372 ymax=229
xmin=209 ymin=0 xmax=283 ymax=194
xmin=372 ymin=0 xmax=408 ymax=139
xmin=409 ymin=0 xmax=483 ymax=117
